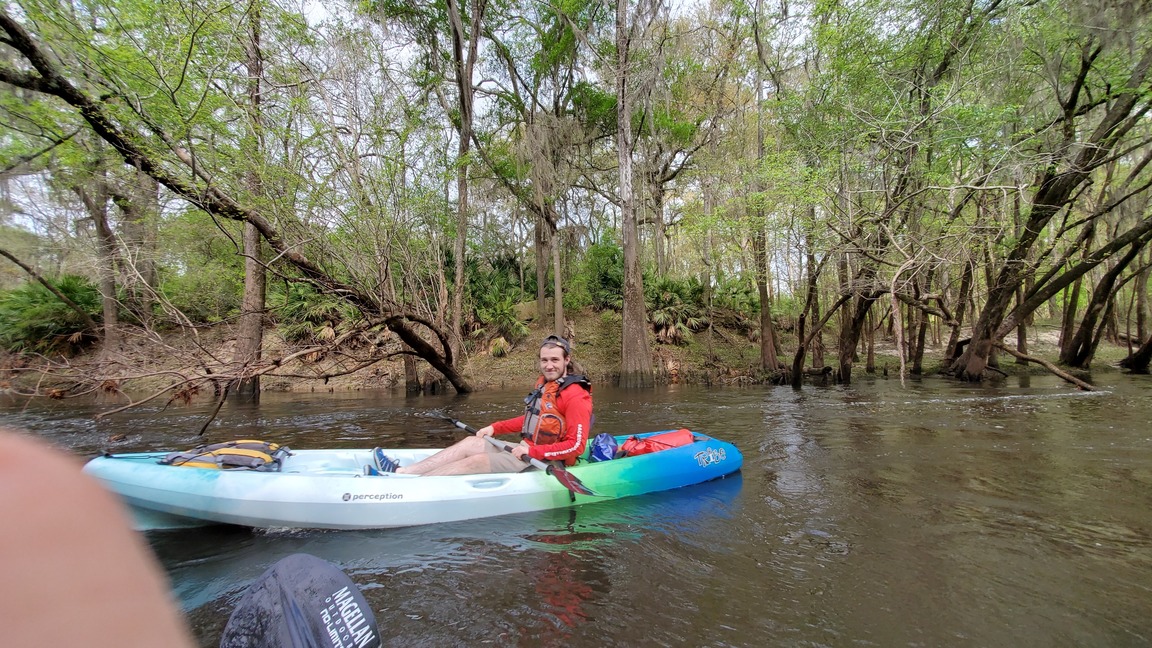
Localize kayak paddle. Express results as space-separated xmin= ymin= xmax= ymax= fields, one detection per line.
xmin=440 ymin=416 xmax=597 ymax=497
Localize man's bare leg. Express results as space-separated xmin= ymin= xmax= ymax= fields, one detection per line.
xmin=418 ymin=453 xmax=495 ymax=476
xmin=397 ymin=436 xmax=488 ymax=475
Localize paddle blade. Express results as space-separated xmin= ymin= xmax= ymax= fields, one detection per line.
xmin=551 ymin=466 xmax=597 ymax=496
xmin=219 ymin=553 xmax=380 ymax=648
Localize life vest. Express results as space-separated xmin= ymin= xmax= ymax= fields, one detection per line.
xmin=159 ymin=439 xmax=290 ymax=471
xmin=520 ymin=374 xmax=591 ymax=446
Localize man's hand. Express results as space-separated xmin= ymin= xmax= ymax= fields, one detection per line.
xmin=511 ymin=441 xmax=530 ymax=461
xmin=474 ymin=425 xmax=495 ymax=437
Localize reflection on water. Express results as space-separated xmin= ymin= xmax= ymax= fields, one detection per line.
xmin=152 ymin=475 xmax=743 ymax=609
xmin=4 ymin=374 xmax=1152 ymax=646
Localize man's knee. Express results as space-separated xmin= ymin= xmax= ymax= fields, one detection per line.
xmin=462 ymin=453 xmax=492 ymax=471
xmin=462 ymin=435 xmax=487 ymax=452
xmin=426 ymin=452 xmax=491 ymax=476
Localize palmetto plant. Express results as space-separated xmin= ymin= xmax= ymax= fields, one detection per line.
xmin=270 ymin=282 xmax=360 ymax=345
xmin=645 ymin=276 xmax=709 ymax=345
xmin=474 ymin=294 xmax=529 ymax=342
xmin=711 ymin=275 xmax=759 ymax=318
xmin=468 ymin=255 xmax=530 ymax=343
xmin=578 ymin=242 xmax=624 ymax=311
xmin=0 ymin=275 xmax=102 ymax=353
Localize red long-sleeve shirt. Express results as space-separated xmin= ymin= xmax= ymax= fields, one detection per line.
xmin=491 ymin=383 xmax=593 ymax=464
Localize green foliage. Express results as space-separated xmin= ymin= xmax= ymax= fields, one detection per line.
xmin=269 ymin=282 xmax=360 ymax=344
xmin=529 ymin=0 xmax=579 ymax=78
xmin=155 ymin=212 xmax=245 ymax=324
xmin=770 ymin=294 xmax=805 ymax=319
xmin=573 ymin=242 xmax=624 ymax=311
xmin=562 ymin=284 xmax=593 ymax=311
xmin=474 ymin=295 xmax=530 ymax=342
xmin=159 ymin=264 xmax=243 ymax=324
xmin=0 ymin=276 xmax=101 ymax=353
xmin=651 ymin=109 xmax=699 ymax=145
xmin=467 ymin=254 xmax=530 ymax=342
xmin=711 ymin=275 xmax=759 ymax=317
xmin=570 ymin=81 xmax=616 ymax=135
xmin=489 ymin=335 xmax=512 ymax=358
xmin=644 ymin=276 xmax=709 ymax=346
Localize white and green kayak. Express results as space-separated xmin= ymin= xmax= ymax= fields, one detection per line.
xmin=82 ymin=430 xmax=742 ymax=531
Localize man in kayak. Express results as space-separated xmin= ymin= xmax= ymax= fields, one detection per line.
xmin=382 ymin=335 xmax=593 ymax=476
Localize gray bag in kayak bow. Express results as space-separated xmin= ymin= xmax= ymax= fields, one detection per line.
xmin=218 ymin=553 xmax=380 ymax=648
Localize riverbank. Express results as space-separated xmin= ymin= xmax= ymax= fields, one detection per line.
xmin=248 ymin=308 xmax=774 ymax=392
xmin=0 ymin=307 xmax=1133 ymax=398
xmin=461 ymin=311 xmax=1129 ymax=391
xmin=219 ymin=310 xmax=1137 ymax=392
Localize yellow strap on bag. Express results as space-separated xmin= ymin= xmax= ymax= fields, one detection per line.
xmin=159 ymin=439 xmax=290 ymax=471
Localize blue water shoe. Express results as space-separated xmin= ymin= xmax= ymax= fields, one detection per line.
xmin=373 ymin=448 xmax=399 ymax=473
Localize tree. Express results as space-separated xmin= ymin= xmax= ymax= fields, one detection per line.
xmin=0 ymin=3 xmax=474 ymax=393
xmin=476 ymin=0 xmax=603 ymax=334
xmin=233 ymin=0 xmax=268 ymax=402
xmin=370 ymin=0 xmax=489 ymax=355
xmin=615 ymin=0 xmax=661 ymax=386
xmin=951 ymin=12 xmax=1152 ymax=380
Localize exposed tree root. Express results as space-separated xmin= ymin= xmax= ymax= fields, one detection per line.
xmin=993 ymin=343 xmax=1095 ymax=391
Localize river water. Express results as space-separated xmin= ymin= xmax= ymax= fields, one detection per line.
xmin=3 ymin=373 xmax=1152 ymax=647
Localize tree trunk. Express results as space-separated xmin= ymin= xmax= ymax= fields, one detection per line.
xmin=753 ymin=224 xmax=780 ymax=372
xmin=911 ymin=306 xmax=928 ymax=374
xmin=1136 ymin=249 xmax=1150 ymax=341
xmin=1015 ymin=286 xmax=1028 ymax=363
xmin=811 ymin=287 xmax=825 ymax=369
xmin=1061 ymin=242 xmax=1143 ymax=368
xmin=94 ymin=210 xmax=120 ymax=356
xmin=235 ymin=222 xmax=265 ymax=399
xmin=111 ymin=166 xmax=159 ymax=326
xmin=909 ymin=274 xmax=929 ymax=374
xmin=616 ymin=0 xmax=652 ymax=387
xmin=1121 ymin=333 xmax=1152 ymax=373
xmin=806 ymin=231 xmax=825 ymax=369
xmin=1059 ymin=277 xmax=1082 ymax=354
xmin=701 ymin=173 xmax=714 ymax=312
xmin=234 ymin=2 xmax=266 ymax=402
xmin=701 ymin=167 xmax=716 ymax=363
xmin=76 ymin=177 xmax=120 ymax=357
xmin=837 ymin=291 xmax=879 ymax=383
xmin=552 ymin=224 xmax=564 ymax=335
xmin=1105 ymin=296 xmax=1120 ymax=344
xmin=535 ymin=216 xmax=549 ymax=322
xmin=836 ymin=250 xmax=852 ymax=362
xmin=945 ymin=260 xmax=973 ymax=360
xmin=446 ymin=0 xmax=486 ymax=356
xmin=652 ymin=181 xmax=667 ymax=276
xmin=791 ymin=239 xmax=822 ymax=388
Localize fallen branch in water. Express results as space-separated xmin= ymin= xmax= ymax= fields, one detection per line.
xmin=993 ymin=343 xmax=1095 ymax=391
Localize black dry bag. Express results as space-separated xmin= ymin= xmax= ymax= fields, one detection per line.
xmin=218 ymin=553 xmax=380 ymax=648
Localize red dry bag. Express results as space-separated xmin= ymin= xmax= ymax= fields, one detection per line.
xmin=616 ymin=428 xmax=696 ymax=458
